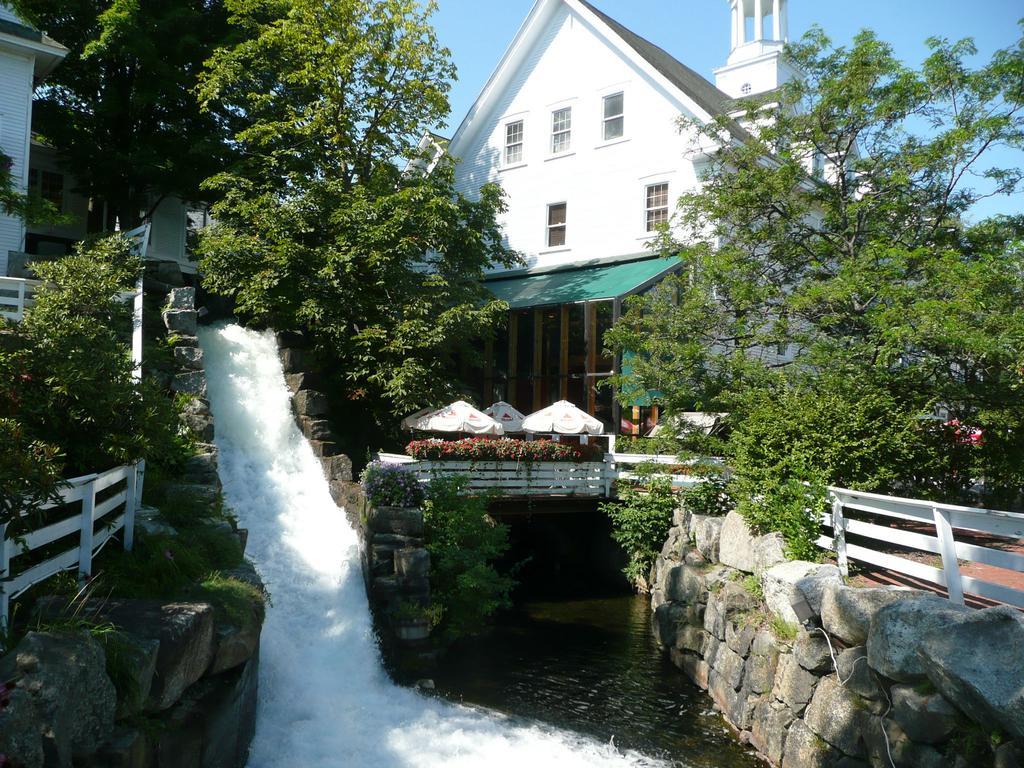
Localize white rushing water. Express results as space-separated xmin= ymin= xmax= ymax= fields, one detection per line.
xmin=199 ymin=323 xmax=665 ymax=768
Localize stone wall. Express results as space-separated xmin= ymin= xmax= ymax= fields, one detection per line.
xmin=651 ymin=507 xmax=1024 ymax=768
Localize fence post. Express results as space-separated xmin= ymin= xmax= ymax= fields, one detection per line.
xmin=135 ymin=459 xmax=146 ymax=508
xmin=0 ymin=523 xmax=8 ymax=633
xmin=832 ymin=493 xmax=848 ymax=577
xmin=16 ymin=280 xmax=25 ymax=321
xmin=933 ymin=505 xmax=964 ymax=605
xmin=131 ymin=277 xmax=144 ymax=382
xmin=78 ymin=478 xmax=97 ymax=580
xmin=123 ymin=462 xmax=138 ymax=552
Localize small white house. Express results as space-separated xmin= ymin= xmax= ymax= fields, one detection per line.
xmin=0 ymin=5 xmax=66 ymax=276
xmin=448 ymin=0 xmax=794 ymax=432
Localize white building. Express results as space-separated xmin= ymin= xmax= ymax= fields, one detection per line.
xmin=448 ymin=0 xmax=794 ymax=431
xmin=0 ymin=5 xmax=65 ymax=276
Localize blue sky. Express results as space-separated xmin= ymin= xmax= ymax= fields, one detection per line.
xmin=430 ymin=0 xmax=1023 ymax=220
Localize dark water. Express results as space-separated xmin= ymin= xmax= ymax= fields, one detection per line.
xmin=429 ymin=595 xmax=762 ymax=768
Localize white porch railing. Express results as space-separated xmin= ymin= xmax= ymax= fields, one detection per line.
xmin=819 ymin=486 xmax=1024 ymax=609
xmin=378 ymin=451 xmax=723 ymax=495
xmin=0 ymin=460 xmax=145 ymax=629
xmin=408 ymin=460 xmax=609 ymax=497
xmin=0 ymin=276 xmax=40 ymax=321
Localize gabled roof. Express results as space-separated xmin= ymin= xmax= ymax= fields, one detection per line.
xmin=448 ymin=0 xmax=749 ymax=158
xmin=578 ymin=1 xmax=737 ymax=128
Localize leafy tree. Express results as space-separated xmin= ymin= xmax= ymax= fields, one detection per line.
xmin=422 ymin=476 xmax=514 ymax=639
xmin=601 ymin=475 xmax=677 ymax=590
xmin=0 ymin=235 xmax=190 ymax=532
xmin=195 ymin=0 xmax=517 ymax=413
xmin=608 ymin=26 xmax=1024 ymax=526
xmin=10 ymin=0 xmax=238 ymax=230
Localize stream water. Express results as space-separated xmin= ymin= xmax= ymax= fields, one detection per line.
xmin=200 ymin=322 xmax=757 ymax=768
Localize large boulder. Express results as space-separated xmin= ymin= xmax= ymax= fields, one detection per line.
xmin=752 ymin=533 xmax=787 ymax=574
xmin=891 ymin=684 xmax=959 ymax=744
xmin=166 ymin=286 xmax=195 ymax=310
xmin=691 ymin=514 xmax=724 ymax=561
xmin=209 ymin=592 xmax=265 ymax=676
xmin=174 ymin=344 xmax=205 ymax=371
xmin=163 ymin=309 xmax=197 ymax=336
xmin=835 ymin=646 xmax=884 ymax=705
xmin=293 ymin=389 xmax=329 ymax=417
xmin=781 ymin=718 xmax=838 ymax=768
xmin=761 ymin=561 xmax=842 ymax=626
xmin=366 ymin=506 xmax=424 ymax=537
xmin=718 ymin=511 xmax=756 ymax=571
xmin=803 ymin=675 xmax=868 ymax=757
xmin=916 ymin=605 xmax=1024 ymax=740
xmin=173 ymin=370 xmax=208 ymax=398
xmin=0 ymin=631 xmax=116 ymax=767
xmin=820 ymin=583 xmax=925 ymax=646
xmin=772 ymin=652 xmax=819 ymax=714
xmin=866 ymin=596 xmax=970 ymax=682
xmin=100 ymin=631 xmax=160 ymax=719
xmin=0 ymin=689 xmax=44 ymax=768
xmin=750 ymin=699 xmax=794 ymax=765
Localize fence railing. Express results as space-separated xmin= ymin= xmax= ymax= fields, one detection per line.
xmin=819 ymin=486 xmax=1024 ymax=609
xmin=0 ymin=460 xmax=144 ymax=628
xmin=0 ymin=276 xmax=40 ymax=321
xmin=378 ymin=451 xmax=720 ymax=495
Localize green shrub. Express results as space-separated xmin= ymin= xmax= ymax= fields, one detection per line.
xmin=601 ymin=475 xmax=677 ymax=589
xmin=422 ymin=476 xmax=515 ymax=639
xmin=681 ymin=476 xmax=733 ymax=517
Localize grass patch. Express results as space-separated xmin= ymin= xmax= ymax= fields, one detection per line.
xmin=741 ymin=574 xmax=764 ymax=600
xmin=771 ymin=615 xmax=798 ymax=641
xmin=198 ymin=573 xmax=266 ymax=629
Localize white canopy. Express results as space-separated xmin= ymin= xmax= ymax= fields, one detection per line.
xmin=521 ymin=400 xmax=604 ymax=435
xmin=400 ymin=407 xmax=433 ymax=431
xmin=484 ymin=401 xmax=527 ymax=433
xmin=409 ymin=400 xmax=504 ymax=435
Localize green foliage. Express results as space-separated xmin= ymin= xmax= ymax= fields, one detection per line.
xmin=11 ymin=0 xmax=238 ymax=230
xmin=602 ymin=475 xmax=677 ymax=589
xmin=771 ymin=617 xmax=798 ymax=642
xmin=360 ymin=461 xmax=425 ymax=508
xmin=613 ymin=435 xmax=685 ymax=455
xmin=681 ymin=476 xmax=733 ymax=517
xmin=196 ymin=0 xmax=519 ymax=414
xmin=422 ymin=476 xmax=514 ymax=639
xmin=740 ymin=574 xmax=763 ymax=601
xmin=200 ymin=574 xmax=266 ymax=629
xmin=608 ymin=26 xmax=1024 ymax=551
xmin=0 ymin=236 xmax=191 ymax=531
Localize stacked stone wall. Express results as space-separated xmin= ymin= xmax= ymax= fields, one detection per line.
xmin=652 ymin=506 xmax=1024 ymax=768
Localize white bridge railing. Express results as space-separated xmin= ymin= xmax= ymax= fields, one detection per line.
xmin=0 ymin=276 xmax=40 ymax=321
xmin=0 ymin=460 xmax=145 ymax=628
xmin=378 ymin=451 xmax=719 ymax=496
xmin=820 ymin=486 xmax=1024 ymax=609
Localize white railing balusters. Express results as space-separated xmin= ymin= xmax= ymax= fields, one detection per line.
xmin=832 ymin=493 xmax=848 ymax=577
xmin=77 ymin=477 xmax=97 ymax=580
xmin=932 ymin=505 xmax=965 ymax=605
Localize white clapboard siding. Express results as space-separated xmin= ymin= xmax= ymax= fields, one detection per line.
xmin=820 ymin=486 xmax=1024 ymax=609
xmin=0 ymin=460 xmax=144 ymax=630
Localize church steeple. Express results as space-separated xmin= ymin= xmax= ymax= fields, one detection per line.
xmin=714 ymin=0 xmax=796 ymax=99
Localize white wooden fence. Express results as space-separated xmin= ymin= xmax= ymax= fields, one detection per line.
xmin=820 ymin=486 xmax=1024 ymax=609
xmin=0 ymin=276 xmax=40 ymax=321
xmin=0 ymin=461 xmax=145 ymax=629
xmin=378 ymin=451 xmax=721 ymax=496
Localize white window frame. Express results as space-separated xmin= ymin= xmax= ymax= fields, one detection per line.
xmin=546 ymin=202 xmax=567 ymax=248
xmin=550 ymin=107 xmax=572 ymax=155
xmin=644 ymin=182 xmax=669 ymax=233
xmin=504 ymin=119 xmax=525 ymax=167
xmin=602 ymin=92 xmax=624 ymax=142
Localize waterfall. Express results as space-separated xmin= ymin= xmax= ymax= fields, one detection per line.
xmin=199 ymin=323 xmax=664 ymax=768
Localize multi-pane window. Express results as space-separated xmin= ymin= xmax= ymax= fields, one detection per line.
xmin=547 ymin=202 xmax=567 ymax=247
xmin=28 ymin=168 xmax=64 ymax=210
xmin=603 ymin=92 xmax=624 ymax=140
xmin=645 ymin=183 xmax=669 ymax=231
xmin=551 ymin=107 xmax=572 ymax=154
xmin=505 ymin=120 xmax=524 ymax=165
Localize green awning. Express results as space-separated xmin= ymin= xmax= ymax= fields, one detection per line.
xmin=484 ymin=255 xmax=682 ymax=309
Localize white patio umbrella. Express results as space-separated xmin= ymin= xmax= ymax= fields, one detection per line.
xmin=400 ymin=407 xmax=433 ymax=431
xmin=484 ymin=401 xmax=527 ymax=433
xmin=410 ymin=400 xmax=504 ymax=435
xmin=521 ymin=400 xmax=604 ymax=435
